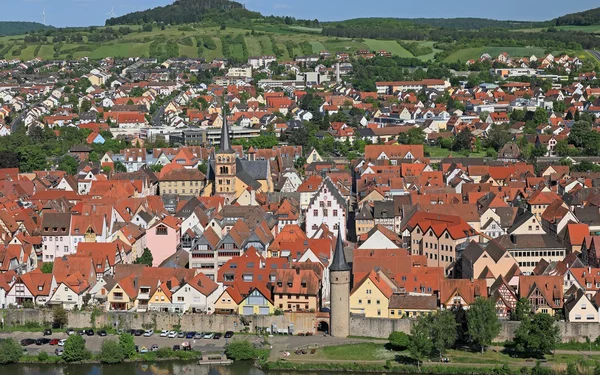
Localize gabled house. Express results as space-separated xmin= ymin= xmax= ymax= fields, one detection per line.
xmin=6 ymin=269 xmax=55 ymax=307
xmin=170 ymin=272 xmax=222 ymax=313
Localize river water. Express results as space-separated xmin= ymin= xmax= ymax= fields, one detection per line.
xmin=3 ymin=361 xmax=353 ymax=375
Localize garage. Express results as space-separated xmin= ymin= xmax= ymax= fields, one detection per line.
xmin=258 ymin=306 xmax=270 ymax=315
xmin=243 ymin=306 xmax=254 ymax=315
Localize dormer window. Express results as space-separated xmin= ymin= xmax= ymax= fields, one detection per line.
xmin=301 ymin=281 xmax=307 ymax=288
xmin=277 ymin=281 xmax=282 ymax=287
xmin=287 ymin=282 xmax=293 ymax=287
xmin=38 ymin=286 xmax=43 ymax=291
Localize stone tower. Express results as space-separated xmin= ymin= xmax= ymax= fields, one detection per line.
xmin=329 ymin=225 xmax=350 ymax=337
xmin=214 ymin=107 xmax=236 ymax=203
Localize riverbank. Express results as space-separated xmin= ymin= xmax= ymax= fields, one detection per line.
xmin=16 ymin=349 xmax=202 ymax=365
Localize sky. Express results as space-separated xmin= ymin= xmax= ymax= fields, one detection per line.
xmin=4 ymin=0 xmax=599 ymax=27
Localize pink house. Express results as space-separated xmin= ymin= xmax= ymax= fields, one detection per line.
xmin=146 ymin=216 xmax=181 ymax=267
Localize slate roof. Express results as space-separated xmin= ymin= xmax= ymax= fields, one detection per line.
xmin=330 ymin=227 xmax=350 ymax=272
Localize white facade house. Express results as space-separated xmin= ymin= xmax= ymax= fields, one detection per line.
xmin=48 ymin=282 xmax=88 ymax=310
xmin=41 ymin=213 xmax=72 ymax=262
xmin=169 ymin=274 xmax=223 ymax=313
xmin=305 ymin=178 xmax=347 ymax=241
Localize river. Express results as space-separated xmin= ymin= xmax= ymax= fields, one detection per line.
xmin=2 ymin=361 xmax=359 ymax=375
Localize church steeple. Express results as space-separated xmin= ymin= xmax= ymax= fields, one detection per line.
xmin=218 ymin=100 xmax=232 ymax=154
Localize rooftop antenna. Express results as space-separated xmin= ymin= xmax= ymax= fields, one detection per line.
xmin=107 ymin=6 xmax=116 ymax=18
xmin=42 ymin=9 xmax=46 ymax=26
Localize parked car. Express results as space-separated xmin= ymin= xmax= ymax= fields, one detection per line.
xmin=49 ymin=339 xmax=60 ymax=346
xmin=58 ymin=339 xmax=67 ymax=346
xmin=203 ymin=333 xmax=214 ymax=339
xmin=117 ymin=329 xmax=124 ymax=335
xmin=20 ymin=339 xmax=35 ymax=346
xmin=151 ymin=344 xmax=159 ymax=352
xmin=128 ymin=329 xmax=136 ymax=335
xmin=43 ymin=329 xmax=52 ymax=336
xmin=160 ymin=330 xmax=169 ymax=337
xmin=193 ymin=332 xmax=203 ymax=340
xmin=177 ymin=332 xmax=186 ymax=338
xmin=78 ymin=330 xmax=86 ymax=335
xmin=213 ymin=333 xmax=222 ymax=339
xmin=36 ymin=338 xmax=51 ymax=345
xmin=134 ymin=329 xmax=144 ymax=336
xmin=185 ymin=331 xmax=196 ymax=339
xmin=168 ymin=331 xmax=177 ymax=338
xmin=66 ymin=329 xmax=75 ymax=336
xmin=98 ymin=330 xmax=107 ymax=337
xmin=143 ymin=329 xmax=154 ymax=337
xmin=140 ymin=346 xmax=148 ymax=353
xmin=55 ymin=348 xmax=64 ymax=356
xmin=86 ymin=329 xmax=94 ymax=336
xmin=172 ymin=345 xmax=181 ymax=351
xmin=224 ymin=331 xmax=234 ymax=339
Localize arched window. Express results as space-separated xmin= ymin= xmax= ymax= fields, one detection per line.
xmin=218 ymin=157 xmax=222 ymax=162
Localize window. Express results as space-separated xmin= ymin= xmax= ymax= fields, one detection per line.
xmin=358 ymin=299 xmax=362 ymax=304
xmin=390 ymin=310 xmax=395 ymax=315
xmin=313 ymin=210 xmax=318 ymax=216
xmin=333 ymin=210 xmax=338 ymax=217
xmin=367 ymin=300 xmax=371 ymax=305
xmin=377 ymin=309 xmax=381 ymax=316
xmin=156 ymin=225 xmax=168 ymax=235
xmin=366 ymin=289 xmax=372 ymax=294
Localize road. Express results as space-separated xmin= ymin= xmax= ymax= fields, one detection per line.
xmin=152 ymin=103 xmax=167 ymax=127
xmin=10 ymin=98 xmax=46 ymax=132
xmin=587 ymin=50 xmax=600 ymax=63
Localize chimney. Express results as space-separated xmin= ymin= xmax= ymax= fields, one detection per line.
xmin=296 ymin=267 xmax=300 ymax=275
xmin=510 ymin=234 xmax=517 ymax=245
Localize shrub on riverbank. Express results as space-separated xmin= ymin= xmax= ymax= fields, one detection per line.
xmin=225 ymin=340 xmax=269 ymax=361
xmin=0 ymin=338 xmax=23 ymax=364
xmin=97 ymin=339 xmax=126 ymax=364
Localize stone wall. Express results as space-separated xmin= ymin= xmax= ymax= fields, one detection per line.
xmin=1 ymin=309 xmax=318 ymax=334
xmin=349 ymin=315 xmax=600 ymax=343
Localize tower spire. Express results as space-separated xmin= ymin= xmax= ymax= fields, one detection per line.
xmin=218 ymin=98 xmax=232 ymax=153
xmin=330 ymin=224 xmax=350 ymax=271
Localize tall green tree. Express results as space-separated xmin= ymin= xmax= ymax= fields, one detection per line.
xmin=119 ymin=333 xmax=136 ymax=359
xmin=467 ymin=298 xmax=501 ymax=353
xmin=58 ymin=155 xmax=79 ymax=175
xmin=53 ymin=306 xmax=68 ymax=329
xmin=62 ymin=334 xmax=88 ymax=362
xmin=388 ymin=331 xmax=410 ymax=350
xmin=408 ymin=316 xmax=433 ymax=370
xmin=486 ymin=126 xmax=512 ymax=151
xmin=0 ymin=339 xmax=23 ymax=364
xmin=511 ymin=298 xmax=533 ymax=321
xmin=513 ymin=313 xmax=560 ymax=356
xmin=134 ymin=248 xmax=153 ymax=266
xmin=429 ymin=310 xmax=458 ymax=358
xmin=98 ymin=339 xmax=126 ymax=364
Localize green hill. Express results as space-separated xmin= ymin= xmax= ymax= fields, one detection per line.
xmin=555 ymin=7 xmax=600 ymax=26
xmin=0 ymin=22 xmax=53 ymax=36
xmin=106 ymin=0 xmax=260 ymax=26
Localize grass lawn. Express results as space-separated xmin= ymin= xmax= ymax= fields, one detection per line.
xmin=19 ymin=45 xmax=38 ymax=61
xmin=364 ymin=39 xmax=413 ymax=57
xmin=288 ymin=26 xmax=322 ymax=33
xmin=37 ymin=44 xmax=55 ymax=60
xmin=310 ymin=41 xmax=326 ymax=53
xmin=317 ymin=343 xmax=395 ymax=361
xmin=322 ymin=39 xmax=368 ymax=54
xmin=245 ymin=36 xmax=263 ymax=56
xmin=444 ymin=46 xmax=548 ymax=63
xmin=178 ymin=43 xmax=197 ymax=58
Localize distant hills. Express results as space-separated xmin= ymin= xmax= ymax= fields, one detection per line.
xmin=0 ymin=22 xmax=53 ymax=36
xmin=555 ymin=7 xmax=600 ymax=26
xmin=105 ymin=0 xmax=260 ymax=26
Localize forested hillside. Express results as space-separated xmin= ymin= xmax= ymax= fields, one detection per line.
xmin=106 ymin=0 xmax=260 ymax=26
xmin=555 ymin=7 xmax=600 ymax=26
xmin=0 ymin=22 xmax=53 ymax=36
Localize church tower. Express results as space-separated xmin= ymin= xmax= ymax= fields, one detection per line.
xmin=329 ymin=225 xmax=350 ymax=337
xmin=214 ymin=106 xmax=236 ymax=203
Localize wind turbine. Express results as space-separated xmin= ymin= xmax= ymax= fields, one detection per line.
xmin=42 ymin=9 xmax=46 ymax=26
xmin=107 ymin=6 xmax=116 ymax=18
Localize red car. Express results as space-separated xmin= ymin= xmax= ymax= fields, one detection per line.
xmin=49 ymin=339 xmax=60 ymax=346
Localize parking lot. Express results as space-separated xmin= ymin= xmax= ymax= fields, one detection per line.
xmin=1 ymin=330 xmax=231 ymax=356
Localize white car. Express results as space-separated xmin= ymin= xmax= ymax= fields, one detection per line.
xmin=143 ymin=329 xmax=154 ymax=337
xmin=203 ymin=333 xmax=214 ymax=339
xmin=58 ymin=339 xmax=66 ymax=347
xmin=167 ymin=331 xmax=177 ymax=338
xmin=160 ymin=330 xmax=169 ymax=337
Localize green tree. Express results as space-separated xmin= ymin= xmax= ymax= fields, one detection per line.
xmin=114 ymin=161 xmax=127 ymax=173
xmin=225 ymin=340 xmax=257 ymax=361
xmin=58 ymin=155 xmax=79 ymax=175
xmin=429 ymin=310 xmax=458 ymax=358
xmin=408 ymin=316 xmax=433 ymax=370
xmin=486 ymin=126 xmax=512 ymax=151
xmin=41 ymin=262 xmax=53 ymax=274
xmin=511 ymin=298 xmax=533 ymax=321
xmin=53 ymin=305 xmax=68 ymax=329
xmin=80 ymin=99 xmax=92 ymax=113
xmin=62 ymin=334 xmax=87 ymax=362
xmin=0 ymin=338 xmax=23 ymax=364
xmin=388 ymin=331 xmax=410 ymax=350
xmin=554 ymin=139 xmax=571 ymax=157
xmin=135 ymin=247 xmax=153 ymax=266
xmin=532 ymin=107 xmax=549 ymax=125
xmin=453 ymin=130 xmax=473 ymax=152
xmin=17 ymin=146 xmax=47 ymax=172
xmin=568 ymin=120 xmax=592 ymax=148
xmin=467 ymin=298 xmax=501 ymax=353
xmin=98 ymin=339 xmax=126 ymax=364
xmin=513 ymin=313 xmax=560 ymax=356
xmin=198 ymin=161 xmax=208 ymax=174
xmin=119 ymin=333 xmax=136 ymax=359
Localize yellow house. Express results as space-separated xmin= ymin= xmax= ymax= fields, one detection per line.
xmin=238 ymin=286 xmax=275 ymax=316
xmin=107 ymin=278 xmax=136 ymax=311
xmin=148 ymin=280 xmax=174 ymax=312
xmin=214 ymin=287 xmax=242 ymax=314
xmin=350 ymin=270 xmax=393 ymax=318
xmin=388 ymin=295 xmax=438 ymax=319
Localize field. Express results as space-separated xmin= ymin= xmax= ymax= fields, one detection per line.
xmin=516 ymin=25 xmax=600 ymax=33
xmin=0 ymin=23 xmax=592 ymax=63
xmin=444 ymin=46 xmax=548 ymax=62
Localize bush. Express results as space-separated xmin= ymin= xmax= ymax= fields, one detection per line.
xmin=119 ymin=333 xmax=136 ymax=359
xmin=62 ymin=334 xmax=87 ymax=362
xmin=388 ymin=331 xmax=410 ymax=350
xmin=225 ymin=340 xmax=257 ymax=361
xmin=0 ymin=338 xmax=23 ymax=364
xmin=53 ymin=306 xmax=68 ymax=329
xmin=98 ymin=339 xmax=126 ymax=364
xmin=156 ymin=347 xmax=173 ymax=358
xmin=37 ymin=351 xmax=49 ymax=362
